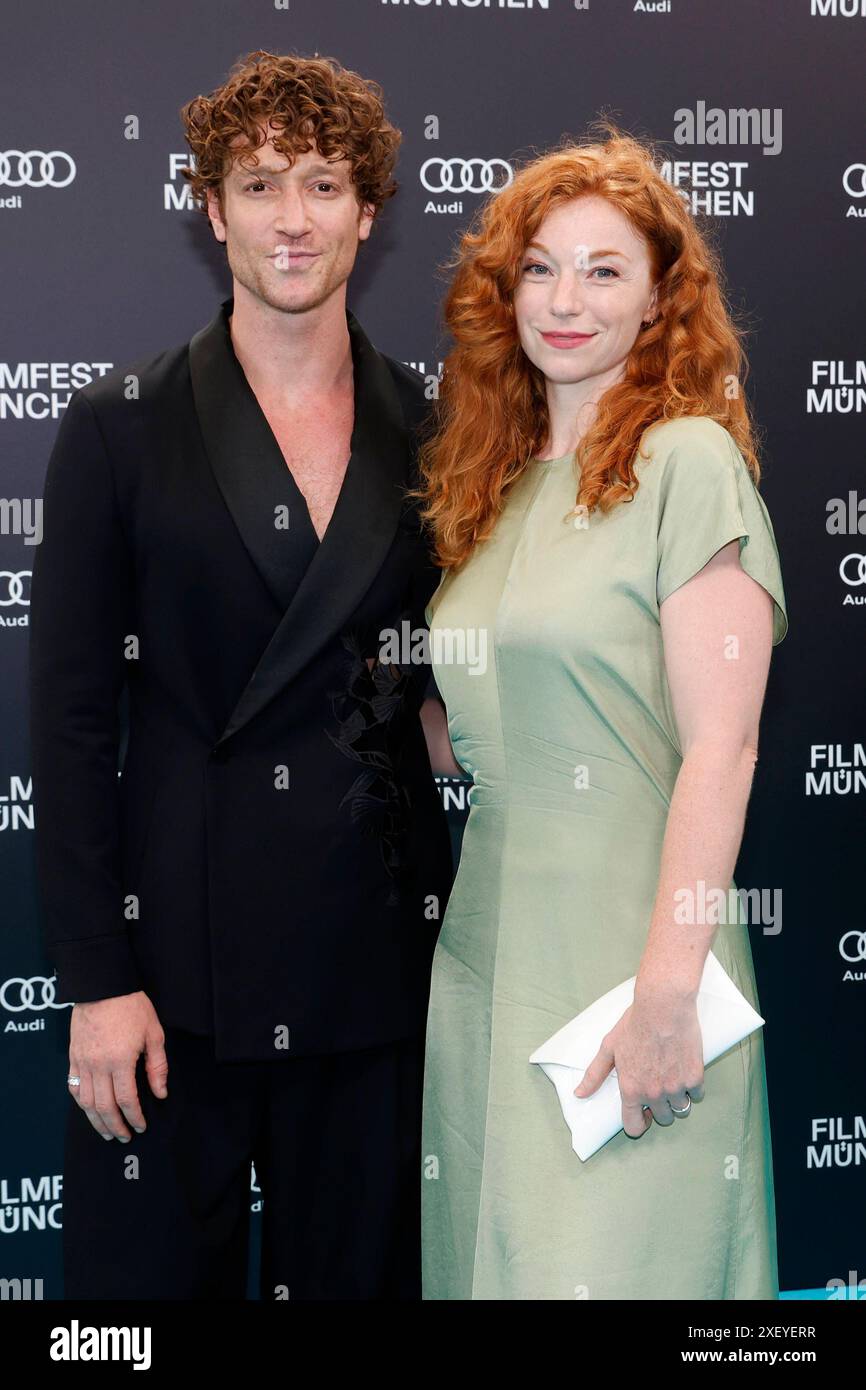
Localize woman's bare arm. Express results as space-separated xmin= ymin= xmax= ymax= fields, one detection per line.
xmin=635 ymin=538 xmax=776 ymax=1004
xmin=420 ymin=695 xmax=465 ymax=778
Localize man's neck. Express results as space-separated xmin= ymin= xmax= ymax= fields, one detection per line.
xmin=227 ymin=283 xmax=354 ymax=408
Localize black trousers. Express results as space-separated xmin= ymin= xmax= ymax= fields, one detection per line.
xmin=62 ymin=1027 xmax=426 ymax=1300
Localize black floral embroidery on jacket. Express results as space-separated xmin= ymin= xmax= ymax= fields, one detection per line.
xmin=326 ymin=629 xmax=415 ymax=907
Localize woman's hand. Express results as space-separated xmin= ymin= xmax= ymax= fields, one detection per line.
xmin=419 ymin=695 xmax=465 ymax=778
xmin=574 ymin=990 xmax=705 ymax=1139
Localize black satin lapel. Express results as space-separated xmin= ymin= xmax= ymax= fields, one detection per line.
xmin=189 ymin=298 xmax=319 ymax=613
xmin=213 ymin=308 xmax=411 ymax=745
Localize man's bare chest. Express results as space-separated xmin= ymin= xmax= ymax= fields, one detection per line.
xmin=261 ymin=398 xmax=354 ymax=542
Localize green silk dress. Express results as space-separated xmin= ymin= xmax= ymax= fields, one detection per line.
xmin=421 ymin=416 xmax=788 ymax=1300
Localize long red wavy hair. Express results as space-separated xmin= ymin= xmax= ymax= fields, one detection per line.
xmin=413 ymin=123 xmax=763 ymax=571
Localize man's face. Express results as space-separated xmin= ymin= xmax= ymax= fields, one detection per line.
xmin=206 ymin=125 xmax=375 ymax=314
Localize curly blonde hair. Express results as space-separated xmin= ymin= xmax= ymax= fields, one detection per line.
xmin=413 ymin=121 xmax=763 ymax=570
xmin=179 ymin=49 xmax=401 ymax=221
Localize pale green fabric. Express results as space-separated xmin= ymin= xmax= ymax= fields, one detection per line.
xmin=421 ymin=416 xmax=788 ymax=1301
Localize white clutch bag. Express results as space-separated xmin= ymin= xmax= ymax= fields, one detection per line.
xmin=528 ymin=951 xmax=764 ymax=1161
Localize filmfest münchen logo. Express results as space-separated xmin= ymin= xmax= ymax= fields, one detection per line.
xmin=0 ymin=361 xmax=113 ymax=422
xmin=0 ymin=1172 xmax=63 ymax=1236
xmin=805 ymin=744 xmax=866 ymax=795
xmin=809 ymin=362 xmax=866 ymax=414
xmin=0 ymin=775 xmax=32 ymax=828
xmin=165 ymin=154 xmax=197 ymax=211
xmin=811 ymin=1 xmax=866 ymax=16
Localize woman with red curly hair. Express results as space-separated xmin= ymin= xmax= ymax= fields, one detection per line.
xmin=416 ymin=127 xmax=788 ymax=1300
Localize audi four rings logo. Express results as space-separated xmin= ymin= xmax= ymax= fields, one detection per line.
xmin=1 ymin=976 xmax=71 ymax=1012
xmin=842 ymin=164 xmax=866 ymax=198
xmin=0 ymin=150 xmax=76 ymax=188
xmin=839 ymin=932 xmax=866 ymax=963
xmin=0 ymin=571 xmax=31 ymax=606
xmin=420 ymin=158 xmax=514 ymax=194
xmin=839 ymin=555 xmax=866 ymax=586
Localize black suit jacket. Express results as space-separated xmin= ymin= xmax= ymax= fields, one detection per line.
xmin=29 ymin=297 xmax=453 ymax=1061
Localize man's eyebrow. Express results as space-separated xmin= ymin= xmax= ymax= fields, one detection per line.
xmin=232 ymin=161 xmax=347 ymax=179
xmin=526 ymin=242 xmax=631 ymax=262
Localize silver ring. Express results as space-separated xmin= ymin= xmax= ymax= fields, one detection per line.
xmin=67 ymin=1075 xmax=81 ymax=1087
xmin=670 ymin=1096 xmax=692 ymax=1117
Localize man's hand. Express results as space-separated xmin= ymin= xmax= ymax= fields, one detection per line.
xmin=68 ymin=991 xmax=168 ymax=1140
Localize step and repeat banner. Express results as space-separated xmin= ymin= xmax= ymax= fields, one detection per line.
xmin=1 ymin=0 xmax=864 ymax=1301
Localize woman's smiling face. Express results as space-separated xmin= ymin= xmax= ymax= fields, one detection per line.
xmin=513 ymin=194 xmax=659 ymax=390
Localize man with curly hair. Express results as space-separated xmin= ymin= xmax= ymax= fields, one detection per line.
xmin=30 ymin=50 xmax=453 ymax=1301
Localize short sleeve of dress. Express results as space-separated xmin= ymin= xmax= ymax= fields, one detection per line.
xmin=654 ymin=419 xmax=789 ymax=646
